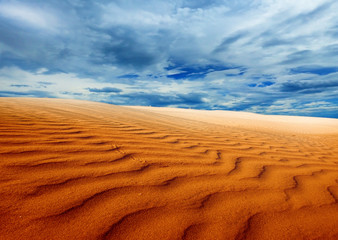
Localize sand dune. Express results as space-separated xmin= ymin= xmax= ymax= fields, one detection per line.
xmin=0 ymin=97 xmax=337 ymax=240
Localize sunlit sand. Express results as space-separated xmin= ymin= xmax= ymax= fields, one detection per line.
xmin=0 ymin=98 xmax=337 ymax=240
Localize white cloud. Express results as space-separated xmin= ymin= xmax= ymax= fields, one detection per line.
xmin=0 ymin=2 xmax=58 ymax=30
xmin=35 ymin=68 xmax=48 ymax=74
xmin=0 ymin=67 xmax=128 ymax=101
xmin=101 ymin=4 xmax=174 ymax=27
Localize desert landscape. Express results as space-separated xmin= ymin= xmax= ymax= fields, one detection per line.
xmin=0 ymin=97 xmax=338 ymax=240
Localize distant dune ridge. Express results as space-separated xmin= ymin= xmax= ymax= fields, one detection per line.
xmin=0 ymin=97 xmax=337 ymax=240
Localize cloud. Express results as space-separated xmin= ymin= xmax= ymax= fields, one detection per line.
xmin=38 ymin=81 xmax=54 ymax=86
xmin=213 ymin=32 xmax=247 ymax=53
xmin=0 ymin=90 xmax=55 ymax=98
xmin=0 ymin=66 xmax=127 ymax=101
xmin=87 ymin=87 xmax=122 ymax=93
xmin=97 ymin=28 xmax=159 ymax=69
xmin=281 ymin=79 xmax=338 ymax=92
xmin=0 ymin=2 xmax=58 ymax=29
xmin=181 ymin=0 xmax=225 ymax=9
xmin=289 ymin=66 xmax=338 ymax=75
xmin=248 ymin=99 xmax=338 ymax=118
xmin=116 ymin=92 xmax=206 ymax=107
xmin=118 ymin=74 xmax=139 ymax=79
xmin=248 ymin=81 xmax=275 ymax=88
xmin=166 ymin=63 xmax=236 ymax=80
xmin=0 ymin=0 xmax=338 ymax=118
xmin=10 ymin=84 xmax=30 ymax=88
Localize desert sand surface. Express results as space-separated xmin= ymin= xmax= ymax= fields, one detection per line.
xmin=0 ymin=97 xmax=337 ymax=240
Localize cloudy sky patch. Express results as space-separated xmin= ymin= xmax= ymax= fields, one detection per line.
xmin=0 ymin=0 xmax=337 ymax=117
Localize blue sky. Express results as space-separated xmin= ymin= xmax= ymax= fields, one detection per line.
xmin=0 ymin=0 xmax=338 ymax=118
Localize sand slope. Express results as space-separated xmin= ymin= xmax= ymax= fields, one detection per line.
xmin=0 ymin=97 xmax=337 ymax=240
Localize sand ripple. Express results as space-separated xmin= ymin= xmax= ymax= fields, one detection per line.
xmin=0 ymin=98 xmax=337 ymax=240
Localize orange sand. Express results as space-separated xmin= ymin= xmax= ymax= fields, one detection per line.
xmin=0 ymin=97 xmax=337 ymax=240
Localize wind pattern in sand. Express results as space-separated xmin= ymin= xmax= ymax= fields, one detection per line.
xmin=0 ymin=98 xmax=338 ymax=240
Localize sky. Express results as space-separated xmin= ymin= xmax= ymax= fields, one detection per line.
xmin=0 ymin=0 xmax=338 ymax=118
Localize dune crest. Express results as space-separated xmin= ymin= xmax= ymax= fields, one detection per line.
xmin=0 ymin=98 xmax=337 ymax=240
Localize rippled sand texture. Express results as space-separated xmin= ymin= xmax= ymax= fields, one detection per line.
xmin=0 ymin=98 xmax=338 ymax=240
